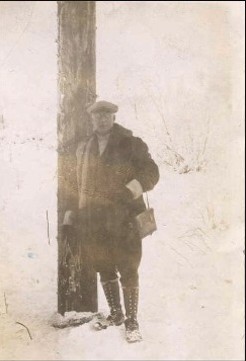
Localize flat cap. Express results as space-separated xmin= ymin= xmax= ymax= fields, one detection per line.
xmin=87 ymin=100 xmax=118 ymax=114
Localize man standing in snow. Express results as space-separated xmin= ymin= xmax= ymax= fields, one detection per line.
xmin=65 ymin=100 xmax=159 ymax=342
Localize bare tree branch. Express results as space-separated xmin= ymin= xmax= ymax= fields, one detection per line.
xmin=46 ymin=210 xmax=50 ymax=245
xmin=147 ymin=89 xmax=173 ymax=144
xmin=163 ymin=143 xmax=185 ymax=162
xmin=197 ymin=117 xmax=210 ymax=165
xmin=169 ymin=245 xmax=194 ymax=268
xmin=16 ymin=322 xmax=33 ymax=340
xmin=4 ymin=292 xmax=8 ymax=314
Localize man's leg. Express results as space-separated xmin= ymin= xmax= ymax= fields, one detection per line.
xmin=117 ymin=238 xmax=143 ymax=342
xmin=99 ymin=270 xmax=125 ymax=326
xmin=91 ymin=245 xmax=124 ymax=329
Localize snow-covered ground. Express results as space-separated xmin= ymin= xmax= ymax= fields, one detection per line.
xmin=0 ymin=164 xmax=244 ymax=360
xmin=0 ymin=1 xmax=244 ymax=360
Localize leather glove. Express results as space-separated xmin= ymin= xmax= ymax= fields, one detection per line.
xmin=63 ymin=210 xmax=76 ymax=226
xmin=109 ymin=186 xmax=133 ymax=205
xmin=62 ymin=210 xmax=77 ymax=245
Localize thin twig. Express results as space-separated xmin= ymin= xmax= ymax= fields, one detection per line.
xmin=184 ymin=240 xmax=195 ymax=251
xmin=143 ymin=84 xmax=172 ymax=141
xmin=148 ymin=91 xmax=172 ymax=140
xmin=197 ymin=117 xmax=210 ymax=163
xmin=164 ymin=143 xmax=185 ymax=161
xmin=169 ymin=245 xmax=194 ymax=268
xmin=179 ymin=227 xmax=211 ymax=253
xmin=46 ymin=210 xmax=50 ymax=245
xmin=184 ymin=239 xmax=206 ymax=255
xmin=16 ymin=322 xmax=33 ymax=340
xmin=201 ymin=118 xmax=210 ymax=156
xmin=4 ymin=292 xmax=8 ymax=314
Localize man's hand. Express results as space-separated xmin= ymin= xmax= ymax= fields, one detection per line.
xmin=62 ymin=210 xmax=77 ymax=245
xmin=63 ymin=210 xmax=76 ymax=226
xmin=110 ymin=186 xmax=133 ymax=205
xmin=125 ymin=179 xmax=143 ymax=200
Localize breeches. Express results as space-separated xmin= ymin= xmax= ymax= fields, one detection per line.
xmin=79 ymin=209 xmax=142 ymax=287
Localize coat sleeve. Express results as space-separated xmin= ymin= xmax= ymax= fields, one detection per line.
xmin=130 ymin=137 xmax=160 ymax=192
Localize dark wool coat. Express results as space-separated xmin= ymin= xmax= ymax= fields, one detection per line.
xmin=75 ymin=122 xmax=159 ymax=236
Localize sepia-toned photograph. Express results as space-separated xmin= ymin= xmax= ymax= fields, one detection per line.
xmin=0 ymin=1 xmax=245 ymax=360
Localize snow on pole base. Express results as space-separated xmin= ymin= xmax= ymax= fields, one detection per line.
xmin=90 ymin=312 xmax=125 ymax=331
xmin=91 ymin=313 xmax=110 ymax=330
xmin=50 ymin=311 xmax=95 ymax=328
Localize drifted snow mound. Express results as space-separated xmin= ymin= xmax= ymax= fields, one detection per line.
xmin=50 ymin=311 xmax=96 ymax=328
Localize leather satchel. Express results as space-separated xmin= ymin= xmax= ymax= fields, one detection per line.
xmin=134 ymin=193 xmax=157 ymax=239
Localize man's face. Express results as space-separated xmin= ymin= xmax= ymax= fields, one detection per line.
xmin=91 ymin=111 xmax=115 ymax=135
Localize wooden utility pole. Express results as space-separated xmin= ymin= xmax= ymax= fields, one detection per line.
xmin=57 ymin=1 xmax=97 ymax=315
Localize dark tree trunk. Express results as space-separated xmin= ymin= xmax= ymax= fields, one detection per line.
xmin=57 ymin=1 xmax=97 ymax=315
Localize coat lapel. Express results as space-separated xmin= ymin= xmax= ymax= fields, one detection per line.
xmin=100 ymin=126 xmax=121 ymax=162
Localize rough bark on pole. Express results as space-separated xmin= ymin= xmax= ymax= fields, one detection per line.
xmin=57 ymin=1 xmax=97 ymax=315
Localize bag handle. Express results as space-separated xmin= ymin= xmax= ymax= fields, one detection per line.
xmin=145 ymin=192 xmax=150 ymax=209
